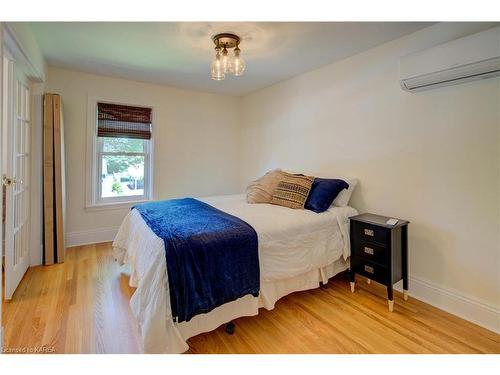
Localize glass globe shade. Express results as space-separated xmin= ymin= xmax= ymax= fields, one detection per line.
xmin=221 ymin=47 xmax=230 ymax=73
xmin=211 ymin=50 xmax=225 ymax=80
xmin=231 ymin=48 xmax=246 ymax=76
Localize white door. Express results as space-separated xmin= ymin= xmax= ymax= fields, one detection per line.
xmin=2 ymin=55 xmax=30 ymax=299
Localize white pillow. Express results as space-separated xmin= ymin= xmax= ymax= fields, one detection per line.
xmin=332 ymin=178 xmax=358 ymax=207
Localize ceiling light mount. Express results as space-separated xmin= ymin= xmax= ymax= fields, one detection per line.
xmin=210 ymin=33 xmax=246 ymax=80
xmin=212 ymin=33 xmax=240 ymax=49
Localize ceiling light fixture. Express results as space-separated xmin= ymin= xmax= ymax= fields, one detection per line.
xmin=211 ymin=33 xmax=246 ymax=80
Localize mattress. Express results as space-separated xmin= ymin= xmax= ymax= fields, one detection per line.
xmin=113 ymin=194 xmax=357 ymax=353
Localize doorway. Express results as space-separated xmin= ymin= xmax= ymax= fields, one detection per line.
xmin=2 ymin=51 xmax=31 ymax=299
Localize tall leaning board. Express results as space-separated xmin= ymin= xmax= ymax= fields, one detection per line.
xmin=43 ymin=93 xmax=66 ymax=264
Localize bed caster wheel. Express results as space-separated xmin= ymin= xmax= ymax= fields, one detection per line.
xmin=225 ymin=322 xmax=235 ymax=335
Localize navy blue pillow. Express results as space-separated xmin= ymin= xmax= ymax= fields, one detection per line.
xmin=305 ymin=178 xmax=349 ymax=213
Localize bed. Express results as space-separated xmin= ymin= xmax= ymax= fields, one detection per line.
xmin=113 ymin=193 xmax=357 ymax=353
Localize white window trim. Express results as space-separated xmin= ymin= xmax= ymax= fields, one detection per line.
xmin=85 ymin=95 xmax=154 ymax=211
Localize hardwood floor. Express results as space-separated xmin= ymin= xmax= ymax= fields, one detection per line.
xmin=3 ymin=242 xmax=499 ymax=354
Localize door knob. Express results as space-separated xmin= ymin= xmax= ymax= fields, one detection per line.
xmin=2 ymin=175 xmax=21 ymax=187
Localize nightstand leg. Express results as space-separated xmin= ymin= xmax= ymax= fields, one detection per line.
xmin=402 ymin=225 xmax=409 ymax=302
xmin=366 ymin=278 xmax=371 ymax=284
xmin=387 ymin=285 xmax=394 ymax=312
xmin=348 ymin=266 xmax=355 ymax=293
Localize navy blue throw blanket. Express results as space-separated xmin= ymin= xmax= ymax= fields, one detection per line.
xmin=133 ymin=198 xmax=259 ymax=323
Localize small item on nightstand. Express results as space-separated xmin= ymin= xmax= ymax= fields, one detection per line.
xmin=386 ymin=218 xmax=399 ymax=226
xmin=348 ymin=213 xmax=409 ymax=312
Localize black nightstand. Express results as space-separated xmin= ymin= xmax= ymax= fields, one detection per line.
xmin=349 ymin=213 xmax=409 ymax=312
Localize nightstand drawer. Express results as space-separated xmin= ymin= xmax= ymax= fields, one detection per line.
xmin=352 ymin=259 xmax=387 ymax=284
xmin=354 ymin=222 xmax=388 ymax=245
xmin=353 ymin=241 xmax=387 ymax=264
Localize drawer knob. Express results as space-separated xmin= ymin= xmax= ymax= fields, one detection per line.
xmin=364 ymin=228 xmax=374 ymax=237
xmin=364 ymin=246 xmax=374 ymax=255
xmin=364 ymin=265 xmax=374 ymax=274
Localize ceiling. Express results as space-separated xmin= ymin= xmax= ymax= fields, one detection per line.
xmin=30 ymin=22 xmax=434 ymax=96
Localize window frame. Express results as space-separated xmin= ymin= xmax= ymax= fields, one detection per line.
xmin=86 ymin=96 xmax=154 ymax=211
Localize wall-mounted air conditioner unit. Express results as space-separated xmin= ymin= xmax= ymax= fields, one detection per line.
xmin=399 ymin=26 xmax=500 ymax=92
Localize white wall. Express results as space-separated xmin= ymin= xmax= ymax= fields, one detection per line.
xmin=46 ymin=67 xmax=242 ymax=241
xmin=30 ymin=82 xmax=45 ymax=265
xmin=240 ymin=23 xmax=500 ymax=330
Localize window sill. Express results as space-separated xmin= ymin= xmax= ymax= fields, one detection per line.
xmin=85 ymin=199 xmax=151 ymax=212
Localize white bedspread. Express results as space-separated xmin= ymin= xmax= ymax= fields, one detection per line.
xmin=113 ymin=194 xmax=357 ymax=353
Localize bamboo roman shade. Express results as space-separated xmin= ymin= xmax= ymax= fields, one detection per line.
xmin=97 ymin=102 xmax=152 ymax=140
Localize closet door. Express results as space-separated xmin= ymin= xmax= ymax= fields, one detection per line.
xmin=3 ymin=57 xmax=31 ymax=299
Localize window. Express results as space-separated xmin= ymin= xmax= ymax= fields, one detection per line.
xmin=92 ymin=102 xmax=153 ymax=206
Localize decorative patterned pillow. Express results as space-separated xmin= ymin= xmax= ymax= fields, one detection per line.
xmin=270 ymin=172 xmax=314 ymax=209
xmin=246 ymin=169 xmax=284 ymax=204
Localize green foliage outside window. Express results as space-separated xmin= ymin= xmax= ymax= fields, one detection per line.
xmin=111 ymin=180 xmax=123 ymax=194
xmin=102 ymin=137 xmax=145 ymax=175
